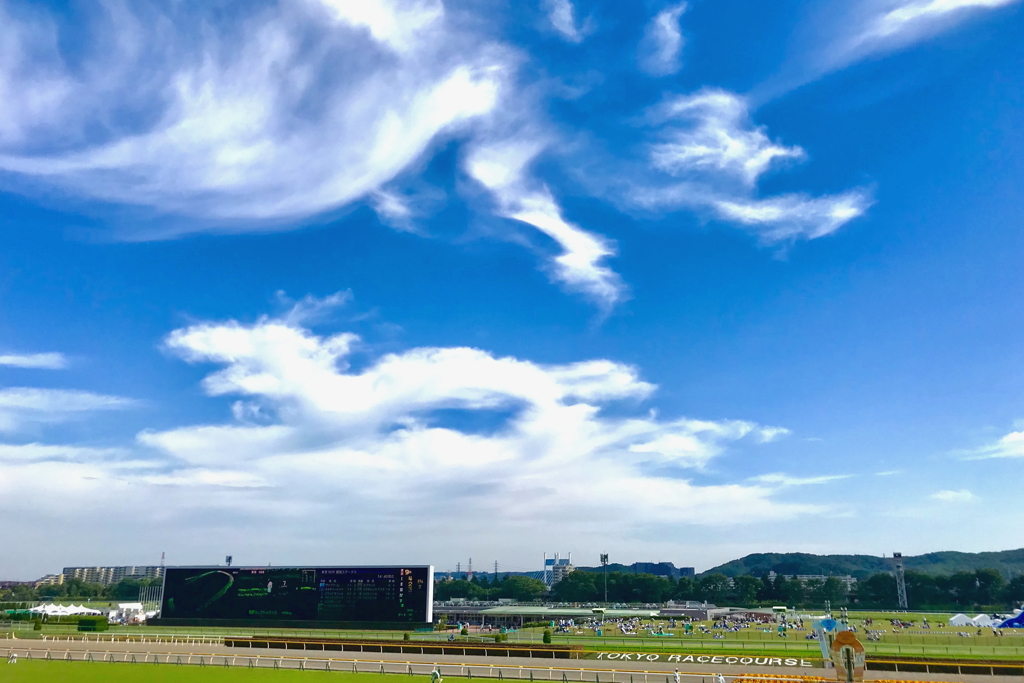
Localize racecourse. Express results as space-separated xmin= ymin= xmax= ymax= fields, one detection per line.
xmin=4 ymin=634 xmax=1021 ymax=683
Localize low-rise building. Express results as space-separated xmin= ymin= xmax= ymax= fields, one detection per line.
xmin=61 ymin=566 xmax=165 ymax=586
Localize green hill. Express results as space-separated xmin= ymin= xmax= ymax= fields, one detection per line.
xmin=702 ymin=549 xmax=1024 ymax=579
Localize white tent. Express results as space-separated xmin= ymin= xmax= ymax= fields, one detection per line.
xmin=28 ymin=603 xmax=102 ymax=617
xmin=949 ymin=613 xmax=972 ymax=626
xmin=972 ymin=614 xmax=996 ymax=627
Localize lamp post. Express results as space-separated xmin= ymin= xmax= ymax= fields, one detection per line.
xmin=600 ymin=554 xmax=609 ymax=604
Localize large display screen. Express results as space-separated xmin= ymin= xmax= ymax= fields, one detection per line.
xmin=157 ymin=566 xmax=432 ymax=628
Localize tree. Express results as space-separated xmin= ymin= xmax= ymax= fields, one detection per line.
xmin=494 ymin=576 xmax=547 ymax=602
xmin=779 ymin=577 xmax=805 ymax=606
xmin=820 ymin=577 xmax=848 ymax=607
xmin=853 ymin=573 xmax=896 ymax=608
xmin=698 ymin=574 xmax=730 ymax=604
xmin=732 ymin=575 xmax=761 ymax=605
xmin=9 ymin=584 xmax=38 ymax=601
xmin=802 ymin=579 xmax=824 ymax=607
xmin=551 ymin=571 xmax=598 ymax=602
xmin=434 ymin=580 xmax=486 ymax=601
xmin=673 ymin=577 xmax=697 ymax=601
xmin=972 ymin=569 xmax=1006 ymax=606
xmin=1003 ymin=575 xmax=1024 ymax=606
xmin=756 ymin=574 xmax=779 ymax=602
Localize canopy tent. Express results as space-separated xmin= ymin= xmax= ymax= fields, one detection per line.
xmin=998 ymin=610 xmax=1024 ymax=629
xmin=28 ymin=603 xmax=102 ymax=616
xmin=948 ymin=613 xmax=972 ymax=626
xmin=972 ymin=614 xmax=997 ymax=627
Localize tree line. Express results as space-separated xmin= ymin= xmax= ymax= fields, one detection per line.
xmin=436 ymin=569 xmax=1024 ymax=610
xmin=0 ymin=577 xmax=161 ymax=603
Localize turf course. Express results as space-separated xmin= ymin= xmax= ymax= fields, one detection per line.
xmin=2 ymin=660 xmax=422 ymax=683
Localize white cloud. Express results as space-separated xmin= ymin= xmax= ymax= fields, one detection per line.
xmin=750 ymin=472 xmax=851 ymax=487
xmin=651 ymin=91 xmax=807 ymax=187
xmin=274 ymin=290 xmax=353 ymax=326
xmin=0 ymin=352 xmax=66 ymax=369
xmin=0 ymin=1 xmax=505 ymax=225
xmin=0 ymin=311 xmax=819 ymax=542
xmin=930 ymin=488 xmax=975 ymax=502
xmin=0 ymin=388 xmax=135 ymax=432
xmin=544 ymin=0 xmax=583 ymax=42
xmin=971 ymin=430 xmax=1024 ymax=459
xmin=0 ymin=308 xmax=833 ymax=572
xmin=639 ymin=3 xmax=688 ymax=76
xmin=633 ymin=89 xmax=873 ymax=241
xmin=140 ymin=313 xmax=814 ymax=528
xmin=466 ymin=139 xmax=625 ymax=307
xmin=808 ymin=0 xmax=1021 ymax=78
xmin=712 ymin=191 xmax=875 ymax=241
xmin=0 ymin=442 xmax=129 ymax=462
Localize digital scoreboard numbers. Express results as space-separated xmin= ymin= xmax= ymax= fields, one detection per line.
xmin=156 ymin=565 xmax=432 ymax=629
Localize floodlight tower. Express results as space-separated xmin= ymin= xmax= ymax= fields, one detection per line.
xmin=892 ymin=552 xmax=908 ymax=610
xmin=600 ymin=553 xmax=609 ymax=604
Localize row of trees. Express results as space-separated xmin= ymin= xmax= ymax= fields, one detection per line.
xmin=437 ymin=569 xmax=1024 ymax=610
xmin=854 ymin=569 xmax=1024 ymax=609
xmin=550 ymin=571 xmax=851 ymax=606
xmin=0 ymin=577 xmax=161 ymax=603
xmin=434 ymin=574 xmax=550 ymax=602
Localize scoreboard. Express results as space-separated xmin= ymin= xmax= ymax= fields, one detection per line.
xmin=155 ymin=566 xmax=433 ymax=629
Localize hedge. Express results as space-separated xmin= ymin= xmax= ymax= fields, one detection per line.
xmin=77 ymin=616 xmax=109 ymax=632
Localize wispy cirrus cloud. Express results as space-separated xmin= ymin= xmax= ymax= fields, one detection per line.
xmin=0 ymin=0 xmax=505 ymax=226
xmin=840 ymin=0 xmax=1019 ymax=64
xmin=970 ymin=429 xmax=1024 ymax=459
xmin=466 ymin=138 xmax=625 ymax=308
xmin=630 ymin=89 xmax=873 ymax=242
xmin=544 ymin=0 xmax=584 ymax=42
xmin=780 ymin=0 xmax=1022 ymax=89
xmin=0 ymin=387 xmax=135 ymax=432
xmin=930 ymin=488 xmax=975 ymax=502
xmin=750 ymin=472 xmax=851 ymax=487
xmin=0 ymin=352 xmax=66 ymax=369
xmin=639 ymin=3 xmax=688 ymax=76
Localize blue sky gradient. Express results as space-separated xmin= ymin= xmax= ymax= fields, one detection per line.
xmin=0 ymin=0 xmax=1022 ymax=578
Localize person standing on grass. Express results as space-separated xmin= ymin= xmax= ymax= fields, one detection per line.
xmin=431 ymin=666 xmax=443 ymax=683
xmin=7 ymin=653 xmax=16 ymax=664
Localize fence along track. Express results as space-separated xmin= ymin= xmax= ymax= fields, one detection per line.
xmin=0 ymin=647 xmax=845 ymax=683
xmin=34 ymin=633 xmax=223 ymax=646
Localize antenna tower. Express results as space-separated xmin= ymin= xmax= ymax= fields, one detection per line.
xmin=892 ymin=552 xmax=908 ymax=610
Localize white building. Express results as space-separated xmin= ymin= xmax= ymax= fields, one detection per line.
xmin=61 ymin=566 xmax=165 ymax=586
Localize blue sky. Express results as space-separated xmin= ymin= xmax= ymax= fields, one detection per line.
xmin=1 ymin=0 xmax=1023 ymax=580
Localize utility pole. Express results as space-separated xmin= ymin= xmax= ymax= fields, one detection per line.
xmin=600 ymin=553 xmax=609 ymax=603
xmin=893 ymin=552 xmax=908 ymax=610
